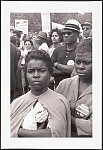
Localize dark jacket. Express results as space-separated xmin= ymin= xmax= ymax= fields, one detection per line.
xmin=10 ymin=43 xmax=18 ymax=91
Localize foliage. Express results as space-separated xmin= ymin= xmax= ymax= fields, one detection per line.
xmin=10 ymin=13 xmax=92 ymax=33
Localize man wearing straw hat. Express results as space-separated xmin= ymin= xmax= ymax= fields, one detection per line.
xmin=51 ymin=19 xmax=81 ymax=88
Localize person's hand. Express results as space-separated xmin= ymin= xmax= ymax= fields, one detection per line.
xmin=37 ymin=121 xmax=48 ymax=129
xmin=54 ymin=62 xmax=59 ymax=68
xmin=49 ymin=77 xmax=54 ymax=83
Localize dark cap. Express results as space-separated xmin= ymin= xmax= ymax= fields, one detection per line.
xmin=37 ymin=31 xmax=47 ymax=40
xmin=81 ymin=19 xmax=92 ymax=27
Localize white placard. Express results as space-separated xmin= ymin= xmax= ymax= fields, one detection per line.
xmin=41 ymin=12 xmax=50 ymax=33
xmin=52 ymin=22 xmax=65 ymax=29
xmin=15 ymin=19 xmax=28 ymax=35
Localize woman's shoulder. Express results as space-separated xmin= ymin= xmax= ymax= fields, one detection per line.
xmin=48 ymin=88 xmax=68 ymax=103
xmin=11 ymin=91 xmax=31 ymax=106
xmin=59 ymin=75 xmax=79 ymax=86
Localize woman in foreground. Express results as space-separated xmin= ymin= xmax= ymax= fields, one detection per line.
xmin=10 ymin=50 xmax=71 ymax=137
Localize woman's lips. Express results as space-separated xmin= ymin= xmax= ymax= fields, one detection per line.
xmin=33 ymin=81 xmax=40 ymax=84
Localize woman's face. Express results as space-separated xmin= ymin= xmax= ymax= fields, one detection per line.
xmin=26 ymin=59 xmax=50 ymax=95
xmin=24 ymin=41 xmax=32 ymax=50
xmin=75 ymin=52 xmax=92 ymax=80
xmin=51 ymin=32 xmax=60 ymax=44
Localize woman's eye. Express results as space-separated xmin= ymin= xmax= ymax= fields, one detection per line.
xmin=76 ymin=60 xmax=81 ymax=65
xmin=41 ymin=70 xmax=46 ymax=72
xmin=27 ymin=71 xmax=33 ymax=74
xmin=84 ymin=61 xmax=92 ymax=65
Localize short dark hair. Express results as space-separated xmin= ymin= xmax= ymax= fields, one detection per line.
xmin=75 ymin=39 xmax=92 ymax=56
xmin=49 ymin=28 xmax=63 ymax=43
xmin=10 ymin=36 xmax=17 ymax=45
xmin=25 ymin=50 xmax=53 ymax=76
xmin=13 ymin=30 xmax=21 ymax=38
xmin=10 ymin=36 xmax=20 ymax=47
xmin=24 ymin=39 xmax=33 ymax=46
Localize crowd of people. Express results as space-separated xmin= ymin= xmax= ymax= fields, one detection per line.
xmin=10 ymin=18 xmax=92 ymax=137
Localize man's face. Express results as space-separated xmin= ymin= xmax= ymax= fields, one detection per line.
xmin=63 ymin=29 xmax=79 ymax=44
xmin=13 ymin=33 xmax=17 ymax=38
xmin=82 ymin=25 xmax=92 ymax=38
xmin=36 ymin=37 xmax=44 ymax=45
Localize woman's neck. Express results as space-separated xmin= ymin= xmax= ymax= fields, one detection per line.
xmin=78 ymin=77 xmax=92 ymax=97
xmin=52 ymin=43 xmax=60 ymax=49
xmin=80 ymin=77 xmax=92 ymax=85
xmin=31 ymin=87 xmax=48 ymax=96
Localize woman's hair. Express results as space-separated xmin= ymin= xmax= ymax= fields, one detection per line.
xmin=24 ymin=39 xmax=33 ymax=46
xmin=75 ymin=39 xmax=92 ymax=56
xmin=25 ymin=49 xmax=53 ymax=75
xmin=49 ymin=28 xmax=63 ymax=43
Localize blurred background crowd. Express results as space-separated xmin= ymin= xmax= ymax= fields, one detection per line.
xmin=10 ymin=13 xmax=92 ymax=103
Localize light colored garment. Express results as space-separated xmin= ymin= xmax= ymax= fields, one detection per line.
xmin=38 ymin=43 xmax=48 ymax=53
xmin=56 ymin=75 xmax=92 ymax=136
xmin=21 ymin=49 xmax=31 ymax=65
xmin=22 ymin=101 xmax=49 ymax=130
xmin=10 ymin=88 xmax=71 ymax=137
xmin=48 ymin=43 xmax=63 ymax=57
xmin=48 ymin=46 xmax=55 ymax=57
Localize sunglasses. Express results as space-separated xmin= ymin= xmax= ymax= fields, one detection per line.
xmin=82 ymin=27 xmax=90 ymax=30
xmin=63 ymin=32 xmax=74 ymax=35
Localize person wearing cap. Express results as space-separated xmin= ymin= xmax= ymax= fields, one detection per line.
xmin=51 ymin=19 xmax=81 ymax=88
xmin=56 ymin=39 xmax=92 ymax=137
xmin=81 ymin=19 xmax=92 ymax=39
xmin=71 ymin=19 xmax=92 ymax=78
xmin=36 ymin=31 xmax=49 ymax=53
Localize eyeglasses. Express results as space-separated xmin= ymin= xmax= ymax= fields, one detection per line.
xmin=63 ymin=32 xmax=74 ymax=35
xmin=25 ymin=43 xmax=31 ymax=45
xmin=82 ymin=27 xmax=90 ymax=30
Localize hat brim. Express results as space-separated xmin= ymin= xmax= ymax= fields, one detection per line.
xmin=81 ymin=23 xmax=92 ymax=27
xmin=63 ymin=27 xmax=80 ymax=32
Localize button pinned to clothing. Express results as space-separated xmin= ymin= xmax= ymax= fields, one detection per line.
xmin=66 ymin=55 xmax=68 ymax=57
xmin=67 ymin=60 xmax=74 ymax=65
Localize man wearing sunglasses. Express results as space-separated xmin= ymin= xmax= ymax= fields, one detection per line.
xmin=81 ymin=19 xmax=92 ymax=39
xmin=51 ymin=19 xmax=81 ymax=88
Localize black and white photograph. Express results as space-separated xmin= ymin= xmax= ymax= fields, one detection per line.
xmin=1 ymin=1 xmax=102 ymax=149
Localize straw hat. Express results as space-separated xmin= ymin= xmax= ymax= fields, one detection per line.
xmin=63 ymin=19 xmax=80 ymax=32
